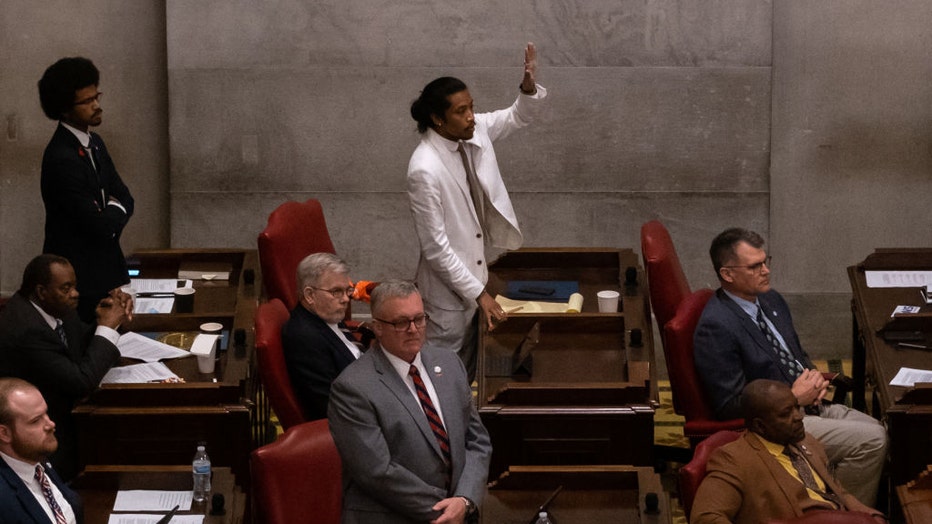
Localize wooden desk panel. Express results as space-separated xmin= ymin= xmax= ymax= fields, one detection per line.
xmin=479 ymin=248 xmax=656 ymax=478
xmin=73 ymin=465 xmax=245 ymax=524
xmin=75 ymin=249 xmax=261 ymax=485
xmin=482 ymin=466 xmax=671 ymax=524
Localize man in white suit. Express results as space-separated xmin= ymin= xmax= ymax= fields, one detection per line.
xmin=328 ymin=280 xmax=491 ymax=523
xmin=407 ymin=43 xmax=547 ymax=382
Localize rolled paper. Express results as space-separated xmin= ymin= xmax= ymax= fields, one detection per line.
xmin=566 ymin=292 xmax=584 ymax=313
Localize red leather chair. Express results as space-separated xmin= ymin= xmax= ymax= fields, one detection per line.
xmin=677 ymin=429 xmax=742 ymax=521
xmin=254 ymin=298 xmax=307 ymax=430
xmin=258 ymin=199 xmax=336 ymax=310
xmin=664 ymin=289 xmax=746 ymax=447
xmin=250 ymin=419 xmax=342 ymax=524
xmin=641 ymin=220 xmax=692 ymax=338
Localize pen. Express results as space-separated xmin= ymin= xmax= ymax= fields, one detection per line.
xmin=794 ymin=359 xmax=806 ymax=371
xmin=155 ymin=504 xmax=179 ymax=524
xmin=897 ymin=342 xmax=929 ymax=350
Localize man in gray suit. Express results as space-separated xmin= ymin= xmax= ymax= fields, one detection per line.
xmin=329 ymin=279 xmax=490 ymax=523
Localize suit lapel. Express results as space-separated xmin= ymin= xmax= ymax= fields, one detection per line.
xmin=303 ymin=309 xmax=356 ymax=366
xmin=0 ymin=458 xmax=53 ymax=524
xmin=427 ymin=133 xmax=482 ymax=225
xmin=719 ymin=291 xmax=796 ymax=381
xmin=372 ymin=348 xmax=446 ymax=461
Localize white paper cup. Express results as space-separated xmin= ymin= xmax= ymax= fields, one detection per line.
xmin=597 ymin=290 xmax=620 ymax=313
xmin=199 ymin=322 xmax=223 ymax=333
xmin=191 ymin=334 xmax=219 ymax=374
xmin=197 ymin=354 xmax=216 ymax=373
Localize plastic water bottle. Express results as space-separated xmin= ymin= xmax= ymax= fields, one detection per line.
xmin=534 ymin=511 xmax=554 ymax=524
xmin=192 ymin=444 xmax=211 ymax=503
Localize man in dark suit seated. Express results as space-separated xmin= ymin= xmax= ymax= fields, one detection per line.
xmin=38 ymin=57 xmax=134 ymax=323
xmin=693 ymin=228 xmax=887 ymax=506
xmin=691 ymin=379 xmax=886 ymax=524
xmin=282 ymin=253 xmax=362 ymax=420
xmin=0 ymin=377 xmax=84 ymax=524
xmin=0 ymin=254 xmax=129 ymax=480
xmin=328 ymin=280 xmax=490 ymax=523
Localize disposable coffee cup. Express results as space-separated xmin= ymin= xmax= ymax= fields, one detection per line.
xmin=597 ymin=290 xmax=620 ymax=313
xmin=200 ymin=322 xmax=223 ymax=333
xmin=174 ymin=287 xmax=195 ymax=313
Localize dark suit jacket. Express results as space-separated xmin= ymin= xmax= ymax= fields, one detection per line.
xmin=281 ymin=306 xmax=358 ymax=420
xmin=694 ymin=289 xmax=814 ymax=419
xmin=328 ymin=345 xmax=491 ymax=523
xmin=0 ymin=457 xmax=84 ymax=524
xmin=0 ymin=293 xmax=121 ymax=479
xmin=691 ymin=431 xmax=879 ymax=524
xmin=41 ymin=124 xmax=134 ymax=308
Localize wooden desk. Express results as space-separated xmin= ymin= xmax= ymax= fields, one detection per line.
xmin=849 ymin=249 xmax=932 ymax=522
xmin=74 ymin=249 xmax=262 ymax=485
xmin=482 ymin=466 xmax=671 ymax=524
xmin=479 ymin=248 xmax=656 ymax=478
xmin=73 ymin=465 xmax=245 ymax=524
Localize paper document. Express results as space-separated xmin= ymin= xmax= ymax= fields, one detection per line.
xmin=113 ymin=490 xmax=193 ymax=511
xmin=108 ymin=516 xmax=203 ymax=524
xmin=865 ymin=271 xmax=932 ymax=288
xmin=117 ymin=332 xmax=191 ymax=362
xmin=134 ymin=297 xmax=174 ymax=314
xmin=130 ymin=279 xmax=192 ymax=294
xmin=495 ymin=295 xmax=573 ymax=314
xmin=890 ymin=367 xmax=932 ymax=387
xmin=100 ymin=362 xmax=180 ymax=384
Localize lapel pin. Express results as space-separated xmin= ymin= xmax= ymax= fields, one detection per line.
xmin=433 ymin=366 xmax=442 ymax=376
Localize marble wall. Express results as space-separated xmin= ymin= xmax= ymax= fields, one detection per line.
xmin=166 ymin=0 xmax=773 ymax=293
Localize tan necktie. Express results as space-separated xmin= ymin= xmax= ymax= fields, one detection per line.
xmin=457 ymin=141 xmax=486 ymax=228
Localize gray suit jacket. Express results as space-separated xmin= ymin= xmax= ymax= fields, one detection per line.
xmin=328 ymin=345 xmax=491 ymax=523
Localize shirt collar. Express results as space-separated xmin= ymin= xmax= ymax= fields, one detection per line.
xmin=382 ymin=346 xmax=424 ymax=379
xmin=0 ymin=450 xmax=41 ymax=484
xmin=426 ymin=127 xmax=482 ymax=153
xmin=29 ymin=299 xmax=60 ymax=331
xmin=723 ymin=288 xmax=760 ymax=318
xmin=752 ymin=432 xmax=790 ymax=458
xmin=60 ymin=121 xmax=92 ymax=148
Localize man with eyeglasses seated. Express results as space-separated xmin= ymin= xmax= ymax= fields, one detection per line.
xmin=693 ymin=228 xmax=887 ymax=507
xmin=282 ymin=253 xmax=366 ymax=421
xmin=329 ymin=279 xmax=490 ymax=524
xmin=38 ymin=57 xmax=134 ymax=324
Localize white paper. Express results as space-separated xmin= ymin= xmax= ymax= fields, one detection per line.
xmin=189 ymin=334 xmax=219 ymax=357
xmin=890 ymin=367 xmax=932 ymax=387
xmin=117 ymin=332 xmax=192 ymax=362
xmin=112 ymin=490 xmax=193 ymax=511
xmin=134 ymin=297 xmax=175 ymax=314
xmin=130 ymin=279 xmax=192 ymax=294
xmin=495 ymin=295 xmax=573 ymax=313
xmin=865 ymin=270 xmax=932 ymax=288
xmin=100 ymin=362 xmax=180 ymax=384
xmin=108 ymin=516 xmax=203 ymax=524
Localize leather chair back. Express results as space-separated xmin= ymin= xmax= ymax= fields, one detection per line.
xmin=255 ymin=298 xmax=307 ymax=430
xmin=258 ymin=199 xmax=336 ymax=310
xmin=641 ymin=220 xmax=692 ymax=335
xmin=250 ymin=419 xmax=341 ymax=524
xmin=664 ymin=289 xmax=745 ymax=444
xmin=677 ymin=429 xmax=742 ymax=521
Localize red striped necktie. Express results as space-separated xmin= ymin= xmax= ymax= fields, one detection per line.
xmin=409 ymin=365 xmax=452 ymax=468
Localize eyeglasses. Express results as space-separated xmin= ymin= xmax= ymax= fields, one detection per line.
xmin=373 ymin=314 xmax=430 ymax=332
xmin=722 ymin=255 xmax=772 ymax=274
xmin=308 ymin=285 xmax=355 ymax=299
xmin=74 ymin=92 xmax=103 ymax=106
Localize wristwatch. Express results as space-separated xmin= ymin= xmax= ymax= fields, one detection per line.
xmin=461 ymin=497 xmax=477 ymax=515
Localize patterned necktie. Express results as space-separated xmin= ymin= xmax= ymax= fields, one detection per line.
xmin=34 ymin=464 xmax=68 ymax=524
xmin=456 ymin=141 xmax=486 ymax=228
xmin=783 ymin=446 xmax=845 ymax=510
xmin=756 ymin=305 xmax=802 ymax=378
xmin=409 ymin=365 xmax=452 ymax=469
xmin=55 ymin=320 xmax=68 ymax=348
